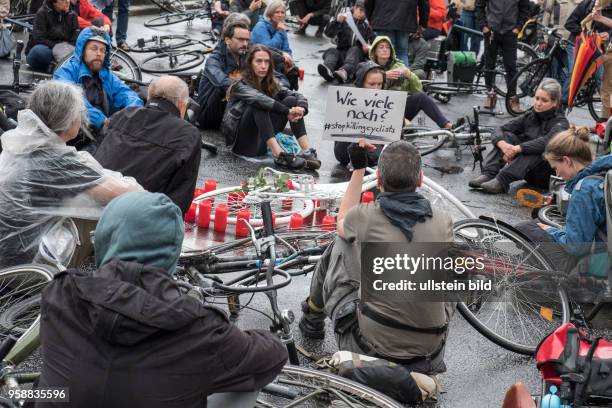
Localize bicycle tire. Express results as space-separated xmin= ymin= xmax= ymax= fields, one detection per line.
xmin=490 ymin=42 xmax=538 ymax=98
xmin=505 ymin=58 xmax=549 ymax=116
xmin=0 ymin=264 xmax=54 ymax=340
xmin=149 ymin=0 xmax=185 ymax=13
xmin=454 ymin=218 xmax=570 ymax=355
xmin=586 ymin=81 xmax=603 ymax=122
xmin=140 ymin=50 xmax=206 ymax=73
xmin=401 ymin=128 xmax=449 ymax=156
xmin=128 ymin=35 xmax=193 ymax=52
xmin=537 ymin=205 xmax=566 ymax=230
xmin=144 ymin=12 xmax=193 ymax=27
xmin=259 ymin=365 xmax=404 ymax=407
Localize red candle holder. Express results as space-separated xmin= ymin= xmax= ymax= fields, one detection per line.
xmin=204 ymin=179 xmax=217 ymax=193
xmin=197 ymin=200 xmax=212 ymax=228
xmin=321 ymin=215 xmax=336 ymax=231
xmin=184 ymin=202 xmax=197 ymax=223
xmin=289 ymin=213 xmax=303 ymax=230
xmin=235 ymin=208 xmax=250 ymax=237
xmin=361 ymin=191 xmax=374 ymax=203
xmin=213 ymin=204 xmax=228 ymax=232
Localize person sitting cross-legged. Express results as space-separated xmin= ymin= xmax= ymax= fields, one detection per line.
xmin=299 ymin=139 xmax=454 ymax=403
xmin=222 ymin=44 xmax=321 ymax=170
xmin=317 ymin=0 xmax=375 ymax=84
xmin=95 ymin=76 xmax=201 ymax=215
xmin=36 ymin=191 xmax=289 ymax=408
xmin=468 ymin=78 xmax=569 ymax=194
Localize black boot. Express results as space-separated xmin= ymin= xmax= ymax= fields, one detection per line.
xmin=298 ymin=298 xmax=326 ymax=339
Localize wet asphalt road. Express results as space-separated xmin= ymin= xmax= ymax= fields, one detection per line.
xmin=0 ymin=12 xmax=606 ymax=407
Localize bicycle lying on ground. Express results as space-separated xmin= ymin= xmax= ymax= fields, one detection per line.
xmin=144 ymin=0 xmax=213 ymax=28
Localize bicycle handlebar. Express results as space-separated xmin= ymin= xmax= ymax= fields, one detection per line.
xmin=261 ymin=201 xmax=274 ymax=237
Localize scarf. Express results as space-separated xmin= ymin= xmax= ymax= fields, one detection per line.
xmin=377 ymin=191 xmax=433 ymax=242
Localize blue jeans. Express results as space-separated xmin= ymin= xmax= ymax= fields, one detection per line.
xmin=460 ymin=10 xmax=480 ymax=56
xmin=376 ymin=30 xmax=409 ymax=66
xmin=103 ymin=0 xmax=130 ymax=45
xmin=26 ymin=44 xmax=53 ymax=72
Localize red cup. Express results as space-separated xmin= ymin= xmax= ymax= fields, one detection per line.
xmin=204 ymin=179 xmax=217 ymax=193
xmin=361 ymin=191 xmax=374 ymax=203
xmin=184 ymin=202 xmax=197 ymax=223
xmin=193 ymin=188 xmax=205 ymax=199
xmin=213 ymin=204 xmax=228 ymax=232
xmin=197 ymin=200 xmax=212 ymax=228
xmin=235 ymin=208 xmax=250 ymax=237
xmin=321 ymin=215 xmax=336 ymax=231
xmin=289 ymin=213 xmax=303 ymax=230
xmin=298 ymin=68 xmax=304 ymax=80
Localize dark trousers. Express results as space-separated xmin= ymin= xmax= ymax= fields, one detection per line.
xmin=197 ymin=88 xmax=226 ymax=130
xmin=322 ymin=46 xmax=367 ymax=79
xmin=405 ymin=92 xmax=449 ymax=128
xmin=483 ymin=31 xmax=517 ymax=97
xmin=334 ymin=142 xmax=383 ymax=166
xmin=514 ymin=220 xmax=576 ymax=273
xmin=289 ymin=0 xmax=330 ymax=27
xmin=233 ymin=96 xmax=307 ymax=157
xmin=481 ymin=134 xmax=552 ymax=189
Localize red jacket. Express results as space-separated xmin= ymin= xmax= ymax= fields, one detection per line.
xmin=428 ymin=0 xmax=447 ymax=31
xmin=72 ymin=0 xmax=111 ymax=29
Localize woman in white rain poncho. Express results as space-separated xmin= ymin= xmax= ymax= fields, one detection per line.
xmin=0 ymin=80 xmax=143 ymax=268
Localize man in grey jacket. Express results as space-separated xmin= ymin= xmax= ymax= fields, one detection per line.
xmin=476 ymin=0 xmax=530 ymax=111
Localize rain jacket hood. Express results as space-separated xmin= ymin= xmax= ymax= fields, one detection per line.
xmin=368 ymin=36 xmax=423 ymax=93
xmin=354 ymin=60 xmax=386 ymax=88
xmin=368 ymin=36 xmax=400 ymax=67
xmin=566 ymin=154 xmax=612 ymax=193
xmin=94 ymin=192 xmax=184 ymax=273
xmin=74 ymin=26 xmax=112 ymax=69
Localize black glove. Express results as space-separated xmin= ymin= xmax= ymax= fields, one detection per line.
xmin=348 ymin=143 xmax=368 ymax=170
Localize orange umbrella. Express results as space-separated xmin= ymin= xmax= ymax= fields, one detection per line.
xmin=568 ymin=31 xmax=604 ymax=107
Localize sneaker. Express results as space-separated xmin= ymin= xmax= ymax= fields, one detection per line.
xmin=315 ymin=25 xmax=325 ymax=38
xmin=317 ymin=63 xmax=334 ymax=82
xmin=480 ymin=178 xmax=507 ymax=194
xmin=298 ymin=148 xmax=321 ymax=170
xmin=298 ymin=299 xmax=325 ymax=339
xmin=468 ymin=174 xmax=492 ymax=188
xmin=483 ymin=92 xmax=497 ymax=110
xmin=117 ymin=42 xmax=130 ymax=52
xmin=333 ymin=69 xmax=348 ymax=84
xmin=274 ymin=151 xmax=306 ymax=170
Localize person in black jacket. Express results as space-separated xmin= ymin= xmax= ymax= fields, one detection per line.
xmin=26 ymin=0 xmax=79 ymax=72
xmin=229 ymin=0 xmax=265 ymax=29
xmin=469 ymin=78 xmax=570 ymax=194
xmin=475 ymin=0 xmax=530 ymax=111
xmin=318 ymin=0 xmax=375 ymax=84
xmin=290 ymin=0 xmax=331 ymax=37
xmin=364 ymin=0 xmax=429 ymax=66
xmin=36 ymin=191 xmax=288 ymax=408
xmin=94 ymin=76 xmax=201 ymax=215
xmin=222 ymin=44 xmax=321 ymax=170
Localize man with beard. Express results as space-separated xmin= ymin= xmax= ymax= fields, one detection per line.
xmin=54 ymin=27 xmax=143 ymax=138
xmin=196 ymin=18 xmax=250 ymax=129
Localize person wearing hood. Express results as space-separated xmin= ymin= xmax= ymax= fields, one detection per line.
xmin=469 ymin=78 xmax=569 ymax=194
xmin=0 ymin=80 xmax=143 ymax=269
xmin=36 ymin=191 xmax=288 ymax=408
xmin=317 ymin=0 xmax=375 ymax=84
xmin=515 ymin=127 xmax=612 ymax=274
xmin=299 ymin=140 xmax=453 ymax=403
xmin=53 ymin=27 xmax=143 ymax=140
xmin=26 ymin=0 xmax=79 ymax=72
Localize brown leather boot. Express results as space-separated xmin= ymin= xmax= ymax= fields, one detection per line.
xmin=508 ymin=95 xmax=521 ymax=113
xmin=484 ymin=92 xmax=497 ymax=110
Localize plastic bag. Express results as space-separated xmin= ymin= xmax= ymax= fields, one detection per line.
xmin=0 ymin=109 xmax=143 ymax=268
xmin=0 ymin=26 xmax=15 ymax=59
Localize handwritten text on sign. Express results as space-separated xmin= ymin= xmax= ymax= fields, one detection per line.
xmin=323 ymin=86 xmax=406 ymax=144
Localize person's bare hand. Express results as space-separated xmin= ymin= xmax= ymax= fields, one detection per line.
xmin=600 ymin=31 xmax=610 ymax=42
xmin=102 ymin=24 xmax=111 ymax=32
xmin=336 ymin=14 xmax=346 ymax=23
xmin=362 ymin=44 xmax=370 ymax=54
xmin=593 ymin=8 xmax=603 ymax=22
xmin=283 ymin=52 xmax=294 ymax=66
xmin=512 ymin=28 xmax=519 ymax=35
xmin=483 ymin=26 xmax=490 ymax=33
xmin=358 ymin=138 xmax=377 ymax=151
xmin=277 ymin=21 xmax=286 ymax=31
xmin=404 ymin=67 xmax=412 ymax=77
xmin=291 ymin=106 xmax=305 ymax=119
xmin=302 ymin=13 xmax=312 ymax=25
xmin=249 ymin=0 xmax=262 ymax=11
xmin=537 ymin=222 xmax=551 ymax=230
xmin=385 ymin=69 xmax=401 ymax=80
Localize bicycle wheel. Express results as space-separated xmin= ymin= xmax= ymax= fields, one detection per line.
xmin=0 ymin=264 xmax=54 ymax=340
xmin=454 ymin=218 xmax=570 ymax=355
xmin=505 ymin=58 xmax=549 ymax=116
xmin=149 ymin=0 xmax=185 ymax=13
xmin=144 ymin=12 xmax=193 ymax=27
xmin=140 ymin=50 xmax=206 ymax=73
xmin=401 ymin=128 xmax=448 ymax=156
xmin=585 ymin=80 xmax=604 ymax=122
xmin=109 ymin=48 xmax=142 ymax=82
xmin=491 ymin=42 xmax=538 ymax=98
xmin=258 ymin=365 xmax=404 ymax=407
xmin=537 ymin=205 xmax=566 ymax=229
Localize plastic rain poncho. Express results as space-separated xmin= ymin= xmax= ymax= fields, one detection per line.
xmin=0 ymin=109 xmax=142 ymax=268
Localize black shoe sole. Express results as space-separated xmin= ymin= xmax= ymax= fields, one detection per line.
xmin=318 ymin=64 xmax=334 ymax=82
xmin=298 ymin=319 xmax=325 ymax=339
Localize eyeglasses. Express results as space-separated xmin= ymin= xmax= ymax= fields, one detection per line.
xmin=86 ymin=45 xmax=107 ymax=54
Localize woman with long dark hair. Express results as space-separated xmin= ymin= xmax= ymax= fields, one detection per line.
xmin=222 ymin=44 xmax=320 ymax=170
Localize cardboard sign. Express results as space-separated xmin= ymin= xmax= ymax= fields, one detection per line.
xmin=323 ymin=86 xmax=406 ymax=144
